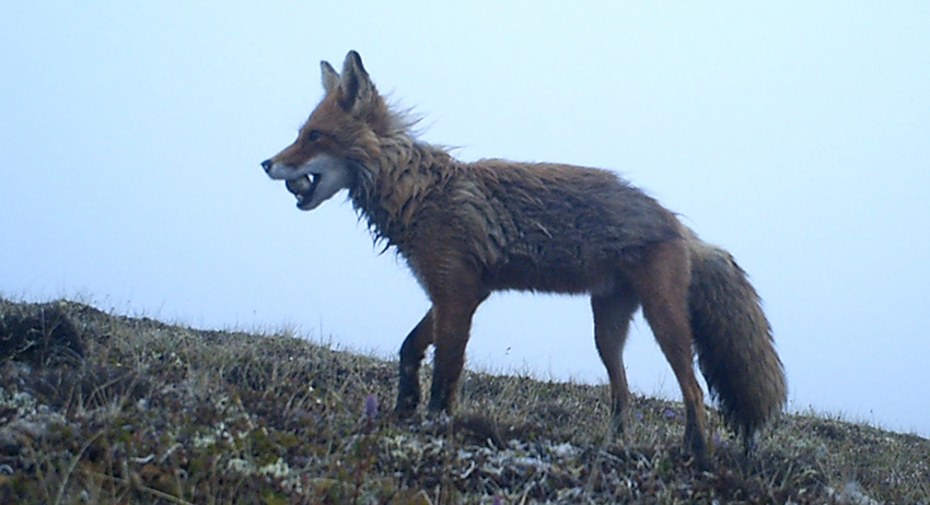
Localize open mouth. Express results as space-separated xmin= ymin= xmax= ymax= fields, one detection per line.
xmin=285 ymin=175 xmax=319 ymax=210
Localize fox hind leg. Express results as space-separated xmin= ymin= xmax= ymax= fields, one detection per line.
xmin=591 ymin=287 xmax=640 ymax=435
xmin=632 ymin=239 xmax=710 ymax=462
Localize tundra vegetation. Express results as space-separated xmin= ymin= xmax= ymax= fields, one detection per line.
xmin=0 ymin=297 xmax=927 ymax=504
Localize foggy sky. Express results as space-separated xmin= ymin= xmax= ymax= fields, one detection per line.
xmin=2 ymin=2 xmax=928 ymax=436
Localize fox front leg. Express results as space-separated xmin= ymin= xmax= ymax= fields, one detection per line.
xmin=426 ymin=296 xmax=482 ymax=413
xmin=395 ymin=309 xmax=434 ymax=415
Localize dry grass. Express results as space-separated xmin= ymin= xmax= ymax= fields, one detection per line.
xmin=0 ymin=297 xmax=927 ymax=504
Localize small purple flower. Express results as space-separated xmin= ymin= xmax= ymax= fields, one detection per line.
xmin=663 ymin=408 xmax=676 ymax=419
xmin=492 ymin=495 xmax=503 ymax=505
xmin=364 ymin=395 xmax=378 ymax=421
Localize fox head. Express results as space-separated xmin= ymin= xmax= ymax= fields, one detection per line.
xmin=261 ymin=51 xmax=393 ymax=210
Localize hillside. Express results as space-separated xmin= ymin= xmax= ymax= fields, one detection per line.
xmin=0 ymin=298 xmax=927 ymax=504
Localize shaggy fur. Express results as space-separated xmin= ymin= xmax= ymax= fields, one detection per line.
xmin=261 ymin=51 xmax=787 ymax=461
xmin=686 ymin=232 xmax=787 ymax=443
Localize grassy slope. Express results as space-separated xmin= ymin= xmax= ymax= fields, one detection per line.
xmin=0 ymin=298 xmax=927 ymax=504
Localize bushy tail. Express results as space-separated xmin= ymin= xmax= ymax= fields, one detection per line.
xmin=685 ymin=231 xmax=787 ymax=443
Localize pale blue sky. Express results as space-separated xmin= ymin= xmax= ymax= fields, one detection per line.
xmin=2 ymin=2 xmax=928 ymax=437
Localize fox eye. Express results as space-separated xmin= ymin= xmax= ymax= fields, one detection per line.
xmin=306 ymin=129 xmax=322 ymax=142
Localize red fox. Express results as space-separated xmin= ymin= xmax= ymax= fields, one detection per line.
xmin=261 ymin=51 xmax=786 ymax=461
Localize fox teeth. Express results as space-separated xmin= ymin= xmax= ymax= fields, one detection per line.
xmin=286 ymin=176 xmax=313 ymax=195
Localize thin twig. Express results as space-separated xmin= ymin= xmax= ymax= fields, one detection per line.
xmin=84 ymin=470 xmax=196 ymax=505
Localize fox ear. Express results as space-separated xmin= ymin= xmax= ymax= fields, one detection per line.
xmin=337 ymin=50 xmax=373 ymax=112
xmin=321 ymin=61 xmax=340 ymax=94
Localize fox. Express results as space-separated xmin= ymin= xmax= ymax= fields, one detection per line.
xmin=261 ymin=51 xmax=786 ymax=462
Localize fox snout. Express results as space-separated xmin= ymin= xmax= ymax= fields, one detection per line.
xmin=261 ymin=158 xmax=296 ymax=181
xmin=261 ymin=153 xmax=354 ymax=211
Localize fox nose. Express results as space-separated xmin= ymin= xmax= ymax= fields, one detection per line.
xmin=261 ymin=159 xmax=273 ymax=173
